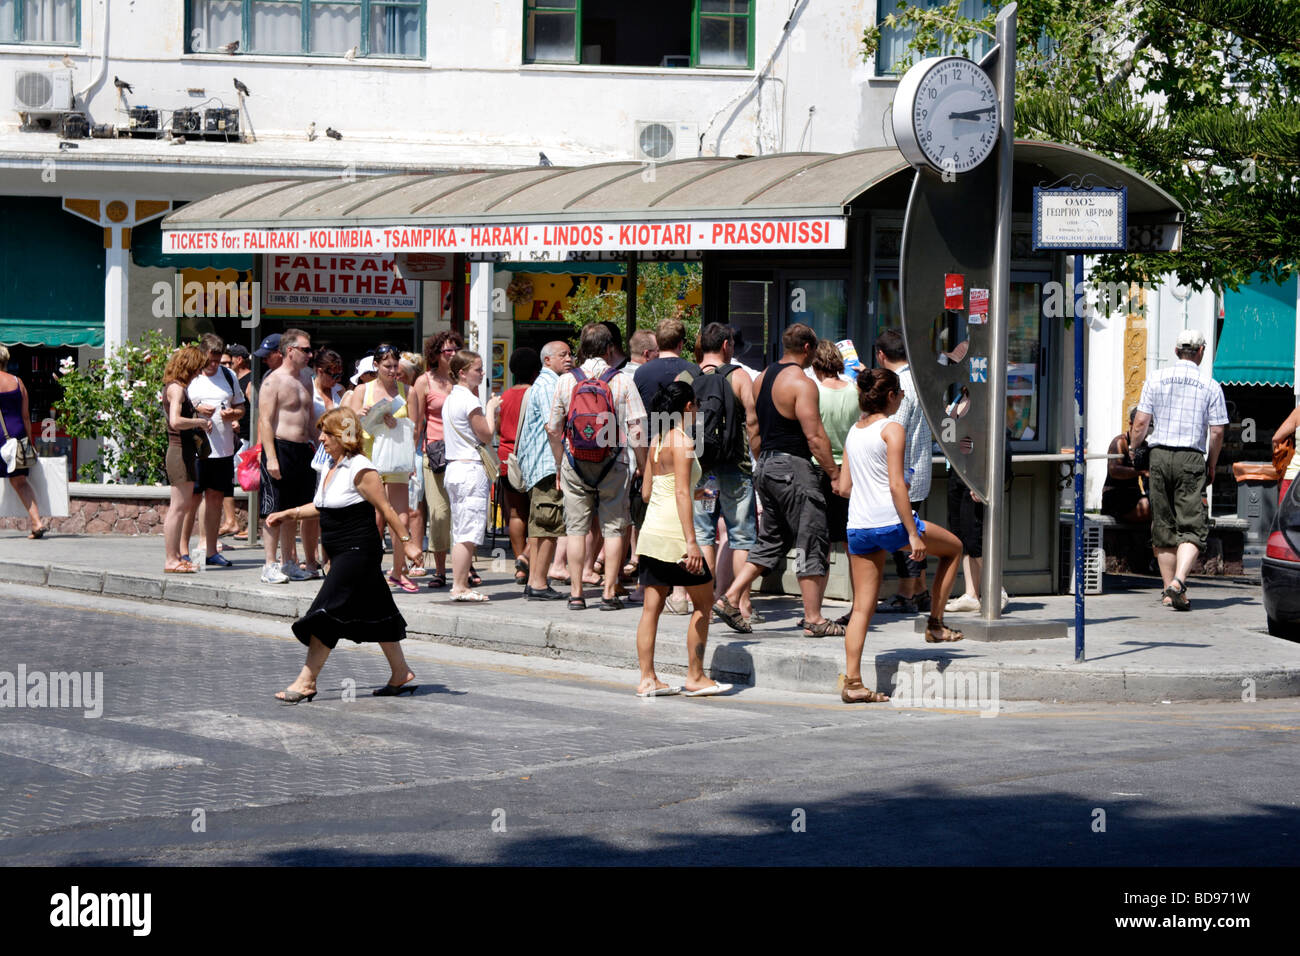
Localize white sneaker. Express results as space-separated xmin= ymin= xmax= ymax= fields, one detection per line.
xmin=945 ymin=593 xmax=981 ymax=613
xmin=1001 ymin=588 xmax=1010 ymax=612
xmin=260 ymin=563 xmax=289 ymax=584
xmin=281 ymin=560 xmax=313 ymax=582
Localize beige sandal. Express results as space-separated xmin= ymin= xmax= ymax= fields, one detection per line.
xmin=841 ymin=676 xmax=890 ymax=703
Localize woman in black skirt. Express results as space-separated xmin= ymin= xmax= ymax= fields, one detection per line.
xmin=633 ymin=381 xmax=732 ymax=698
xmin=269 ymin=407 xmax=425 ymax=702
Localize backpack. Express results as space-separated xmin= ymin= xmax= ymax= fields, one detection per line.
xmin=694 ymin=364 xmax=744 ymax=471
xmin=565 ymin=366 xmax=622 ymax=477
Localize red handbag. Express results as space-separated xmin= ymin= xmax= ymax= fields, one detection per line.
xmin=237 ymin=443 xmax=262 ymax=492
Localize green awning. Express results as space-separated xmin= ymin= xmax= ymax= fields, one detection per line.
xmin=0 ymin=319 xmax=103 ymax=348
xmin=1214 ymin=274 xmax=1298 ymax=386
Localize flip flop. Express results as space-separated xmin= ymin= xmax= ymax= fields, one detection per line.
xmin=637 ymin=683 xmax=682 ymax=697
xmin=27 ymin=526 xmax=47 ymax=539
xmin=450 ymin=589 xmax=490 ymax=602
xmin=683 ymin=682 xmax=733 ymax=697
xmin=388 ymin=573 xmax=419 ymax=593
xmin=164 ymin=561 xmax=198 ymax=574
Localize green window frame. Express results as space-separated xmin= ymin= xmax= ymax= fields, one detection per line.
xmin=186 ymin=0 xmax=425 ymax=59
xmin=524 ymin=0 xmax=754 ymax=69
xmin=0 ymin=0 xmax=80 ymax=46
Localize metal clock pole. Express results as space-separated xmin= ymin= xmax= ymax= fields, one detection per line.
xmin=981 ymin=3 xmax=1016 ymax=621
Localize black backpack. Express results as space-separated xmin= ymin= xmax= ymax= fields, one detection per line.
xmin=694 ymin=364 xmax=744 ymax=471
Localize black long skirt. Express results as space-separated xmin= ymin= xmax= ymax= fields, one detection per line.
xmin=292 ymin=501 xmax=407 ymax=649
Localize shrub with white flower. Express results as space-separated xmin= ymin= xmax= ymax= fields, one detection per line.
xmin=53 ymin=330 xmax=175 ymax=483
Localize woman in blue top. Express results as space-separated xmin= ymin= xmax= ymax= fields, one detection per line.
xmin=835 ymin=368 xmax=964 ymax=704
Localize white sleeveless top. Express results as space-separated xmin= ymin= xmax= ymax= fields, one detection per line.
xmin=313 ymin=454 xmax=376 ymax=509
xmin=845 ymin=418 xmax=903 ymax=529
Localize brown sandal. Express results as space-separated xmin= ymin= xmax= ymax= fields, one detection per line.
xmin=924 ymin=615 xmax=964 ymax=643
xmin=803 ymin=618 xmax=846 ymax=638
xmin=841 ymin=676 xmax=890 ymax=704
xmin=713 ymin=597 xmax=752 ymax=633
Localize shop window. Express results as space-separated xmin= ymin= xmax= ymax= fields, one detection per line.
xmin=787 ymin=277 xmax=847 ymax=345
xmin=874 ymin=0 xmax=992 ymax=76
xmin=525 ymin=0 xmax=752 ymax=69
xmin=188 ymin=0 xmax=422 ymax=57
xmin=0 ymin=0 xmax=78 ymax=44
xmin=726 ymin=279 xmax=771 ymax=367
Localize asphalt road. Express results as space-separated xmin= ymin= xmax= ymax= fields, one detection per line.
xmin=1 ymin=586 xmax=1297 ymax=866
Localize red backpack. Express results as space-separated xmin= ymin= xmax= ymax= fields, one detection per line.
xmin=565 ymin=367 xmax=622 ymax=476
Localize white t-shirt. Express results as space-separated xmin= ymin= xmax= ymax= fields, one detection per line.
xmin=313 ymin=454 xmax=376 ymax=509
xmin=186 ymin=366 xmax=244 ymax=458
xmin=441 ymin=384 xmax=483 ymax=461
xmin=845 ymin=418 xmax=904 ymax=529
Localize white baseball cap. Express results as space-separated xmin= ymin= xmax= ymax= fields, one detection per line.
xmin=1176 ymin=329 xmax=1206 ymax=349
xmin=350 ymin=355 xmax=377 ymax=385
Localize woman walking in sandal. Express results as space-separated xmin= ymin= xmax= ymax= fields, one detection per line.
xmin=270 ymin=407 xmax=423 ymax=702
xmin=835 ymin=368 xmax=964 ymax=704
xmin=633 ymin=382 xmax=732 ymax=698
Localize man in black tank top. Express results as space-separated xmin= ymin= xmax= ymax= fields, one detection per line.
xmin=713 ymin=323 xmax=845 ymax=637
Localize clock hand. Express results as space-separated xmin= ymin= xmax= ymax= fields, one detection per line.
xmin=948 ymin=107 xmax=996 ymax=120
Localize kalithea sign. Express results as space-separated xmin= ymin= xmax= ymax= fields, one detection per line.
xmin=162 ymin=217 xmax=847 ymax=256
xmin=1032 ymin=186 xmax=1127 ymax=251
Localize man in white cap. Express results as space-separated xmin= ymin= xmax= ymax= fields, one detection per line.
xmin=1129 ymin=329 xmax=1228 ymax=611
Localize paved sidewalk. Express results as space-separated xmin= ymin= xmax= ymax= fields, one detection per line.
xmin=3 ymin=531 xmax=1299 ymax=702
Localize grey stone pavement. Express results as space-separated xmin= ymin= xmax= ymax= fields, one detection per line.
xmin=1 ymin=530 xmax=1299 ymax=703
xmin=1 ymin=585 xmax=1298 ymax=868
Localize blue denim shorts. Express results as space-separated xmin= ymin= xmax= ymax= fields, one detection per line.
xmin=847 ymin=515 xmax=926 ymax=556
xmin=693 ymin=462 xmax=758 ymax=551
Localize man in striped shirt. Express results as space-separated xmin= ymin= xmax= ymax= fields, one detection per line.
xmin=1130 ymin=329 xmax=1228 ymax=611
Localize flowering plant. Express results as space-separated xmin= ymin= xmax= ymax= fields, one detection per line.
xmin=53 ymin=330 xmax=174 ymax=483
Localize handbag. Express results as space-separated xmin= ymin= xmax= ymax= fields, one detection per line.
xmin=505 ymin=387 xmax=529 ymax=491
xmin=0 ymin=411 xmax=37 ymax=472
xmin=450 ymin=418 xmax=500 ymax=484
xmin=237 ymin=443 xmax=262 ymax=492
xmin=371 ymin=418 xmax=416 ymax=475
xmin=425 ymin=439 xmax=447 ymax=474
xmin=1273 ymin=435 xmax=1295 ymax=475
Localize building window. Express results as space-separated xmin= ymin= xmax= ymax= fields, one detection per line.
xmin=0 ymin=0 xmax=78 ymax=44
xmin=874 ymin=0 xmax=992 ymax=76
xmin=188 ymin=0 xmax=422 ymax=57
xmin=524 ymin=0 xmax=753 ymax=69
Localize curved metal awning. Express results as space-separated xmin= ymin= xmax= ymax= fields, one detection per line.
xmin=160 ymin=144 xmax=1182 ymax=256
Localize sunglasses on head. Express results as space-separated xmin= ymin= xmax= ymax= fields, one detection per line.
xmin=375 ymin=345 xmax=400 ymax=359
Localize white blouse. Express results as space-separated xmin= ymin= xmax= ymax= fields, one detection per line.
xmin=313 ymin=454 xmax=376 ymax=509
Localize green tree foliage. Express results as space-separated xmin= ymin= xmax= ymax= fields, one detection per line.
xmin=864 ymin=0 xmax=1300 ymax=290
xmin=53 ymin=331 xmax=174 ymax=484
xmin=561 ymin=263 xmax=704 ymax=351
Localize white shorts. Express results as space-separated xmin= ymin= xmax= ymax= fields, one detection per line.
xmin=445 ymin=459 xmax=490 ymax=545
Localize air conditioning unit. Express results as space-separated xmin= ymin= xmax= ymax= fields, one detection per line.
xmin=632 ymin=120 xmax=699 ymax=163
xmin=14 ymin=69 xmax=74 ymax=113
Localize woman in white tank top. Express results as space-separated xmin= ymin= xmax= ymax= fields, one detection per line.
xmin=834 ymin=368 xmax=965 ymax=704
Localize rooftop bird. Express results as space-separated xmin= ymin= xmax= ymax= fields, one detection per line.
xmin=538 ymin=151 xmax=553 ymax=167
xmin=233 ymin=78 xmax=251 ymax=97
xmin=344 ymin=45 xmax=359 ymax=61
xmin=306 ymin=122 xmax=317 ymax=141
xmin=113 ymin=76 xmax=132 ymax=94
xmin=60 ymin=55 xmax=74 ymax=69
xmin=218 ymin=40 xmax=240 ymax=55
xmin=326 ymin=127 xmax=342 ymax=141
xmin=170 ymin=136 xmax=186 ymax=146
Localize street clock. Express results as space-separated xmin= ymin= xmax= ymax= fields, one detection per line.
xmin=893 ymin=56 xmax=999 ymax=174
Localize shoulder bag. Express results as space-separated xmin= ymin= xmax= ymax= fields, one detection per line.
xmin=0 ymin=410 xmax=37 ymax=472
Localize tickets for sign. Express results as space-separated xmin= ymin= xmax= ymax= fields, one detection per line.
xmin=164 ymin=218 xmax=847 ymax=256
xmin=969 ymin=288 xmax=989 ymax=322
xmin=944 ymin=274 xmax=965 ymax=310
xmin=264 ymin=254 xmax=418 ymax=310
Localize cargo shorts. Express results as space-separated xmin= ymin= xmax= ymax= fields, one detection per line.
xmin=1149 ymin=446 xmax=1209 ymax=549
xmin=746 ymin=452 xmax=829 ymax=578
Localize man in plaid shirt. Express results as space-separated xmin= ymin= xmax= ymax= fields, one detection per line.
xmin=1130 ymin=329 xmax=1228 ymax=611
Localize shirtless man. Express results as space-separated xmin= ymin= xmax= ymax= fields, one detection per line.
xmin=258 ymin=329 xmax=317 ymax=583
xmin=712 ymin=323 xmax=843 ymax=637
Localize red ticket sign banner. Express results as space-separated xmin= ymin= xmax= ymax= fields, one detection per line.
xmin=163 ymin=218 xmax=848 ymax=256
xmin=944 ymin=273 xmax=965 ymax=310
xmin=264 ymin=255 xmax=419 ymax=311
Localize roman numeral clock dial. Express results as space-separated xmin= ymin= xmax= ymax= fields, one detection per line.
xmin=892 ymin=56 xmax=999 ymax=174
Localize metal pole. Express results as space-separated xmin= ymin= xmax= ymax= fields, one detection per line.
xmin=1073 ymin=253 xmax=1085 ymax=661
xmin=980 ymin=3 xmax=1016 ymax=622
xmin=626 ymin=255 xmax=639 ymax=333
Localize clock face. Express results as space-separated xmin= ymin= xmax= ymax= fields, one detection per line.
xmin=894 ymin=57 xmax=999 ymax=175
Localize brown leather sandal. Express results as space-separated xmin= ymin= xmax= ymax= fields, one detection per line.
xmin=924 ymin=615 xmax=964 ymax=643
xmin=841 ymin=676 xmax=890 ymax=704
xmin=803 ymin=618 xmax=846 ymax=638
